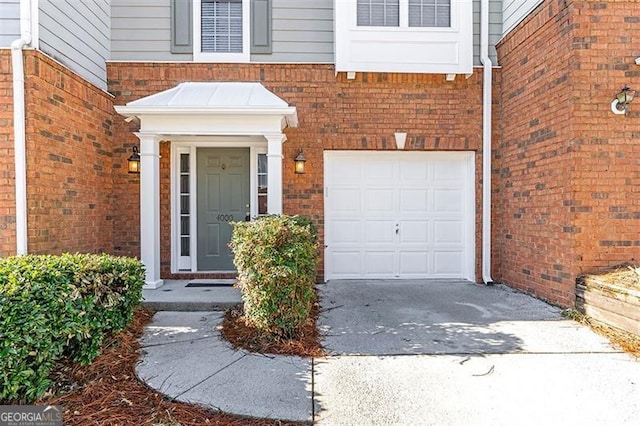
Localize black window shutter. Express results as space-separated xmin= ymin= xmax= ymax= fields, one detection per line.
xmin=251 ymin=0 xmax=272 ymax=54
xmin=171 ymin=0 xmax=193 ymax=54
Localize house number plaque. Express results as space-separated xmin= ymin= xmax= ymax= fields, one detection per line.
xmin=217 ymin=214 xmax=234 ymax=222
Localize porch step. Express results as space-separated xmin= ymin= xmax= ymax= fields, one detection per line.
xmin=142 ymin=279 xmax=242 ymax=312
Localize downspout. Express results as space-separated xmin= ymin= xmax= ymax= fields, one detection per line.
xmin=10 ymin=0 xmax=33 ymax=255
xmin=480 ymin=0 xmax=493 ymax=284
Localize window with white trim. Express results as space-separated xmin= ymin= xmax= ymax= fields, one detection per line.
xmin=194 ymin=0 xmax=250 ymax=61
xmin=357 ymin=0 xmax=399 ymax=26
xmin=356 ymin=0 xmax=450 ymax=28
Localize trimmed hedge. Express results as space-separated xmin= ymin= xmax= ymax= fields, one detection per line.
xmin=230 ymin=215 xmax=318 ymax=337
xmin=0 ymin=254 xmax=145 ymax=403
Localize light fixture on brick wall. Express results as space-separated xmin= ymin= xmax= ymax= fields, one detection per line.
xmin=294 ymin=149 xmax=307 ymax=174
xmin=128 ymin=146 xmax=141 ymax=174
xmin=611 ymin=86 xmax=635 ymax=115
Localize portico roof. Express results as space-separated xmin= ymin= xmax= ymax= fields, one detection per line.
xmin=115 ymin=82 xmax=298 ymax=127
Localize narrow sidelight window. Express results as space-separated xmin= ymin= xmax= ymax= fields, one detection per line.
xmin=179 ymin=153 xmax=191 ymax=257
xmin=257 ymin=154 xmax=268 ymax=215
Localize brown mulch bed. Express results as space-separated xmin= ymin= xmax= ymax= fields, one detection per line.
xmin=38 ymin=308 xmax=307 ymax=426
xmin=220 ymin=303 xmax=325 ymax=358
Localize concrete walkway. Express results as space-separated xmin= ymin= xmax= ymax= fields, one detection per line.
xmin=137 ymin=280 xmax=640 ymax=425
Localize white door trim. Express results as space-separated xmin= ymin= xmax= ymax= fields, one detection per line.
xmin=170 ymin=138 xmax=267 ymax=274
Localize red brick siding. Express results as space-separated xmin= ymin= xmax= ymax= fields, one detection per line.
xmin=23 ymin=51 xmax=115 ymax=254
xmin=495 ymin=0 xmax=640 ymax=307
xmin=107 ymin=63 xmax=489 ymax=281
xmin=0 ymin=50 xmax=16 ymax=257
xmin=570 ymin=1 xmax=640 ymax=272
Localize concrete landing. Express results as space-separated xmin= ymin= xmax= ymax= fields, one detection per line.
xmin=142 ymin=280 xmax=242 ymax=311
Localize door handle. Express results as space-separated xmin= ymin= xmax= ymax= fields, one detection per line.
xmin=395 ymin=224 xmax=399 ymax=235
xmin=245 ymin=204 xmax=251 ymax=221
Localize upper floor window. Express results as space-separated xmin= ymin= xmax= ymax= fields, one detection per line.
xmin=357 ymin=0 xmax=399 ymax=27
xmin=194 ymin=0 xmax=250 ymax=61
xmin=409 ymin=0 xmax=450 ymax=27
xmin=356 ymin=0 xmax=450 ymax=28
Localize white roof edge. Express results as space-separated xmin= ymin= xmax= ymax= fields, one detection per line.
xmin=114 ymin=106 xmax=297 ymax=116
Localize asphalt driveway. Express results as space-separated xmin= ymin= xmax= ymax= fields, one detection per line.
xmin=314 ymin=279 xmax=639 ymax=425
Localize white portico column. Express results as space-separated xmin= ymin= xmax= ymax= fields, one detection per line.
xmin=265 ymin=133 xmax=286 ymax=214
xmin=135 ymin=132 xmax=163 ymax=289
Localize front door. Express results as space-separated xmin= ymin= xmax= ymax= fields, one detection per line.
xmin=197 ymin=148 xmax=250 ymax=271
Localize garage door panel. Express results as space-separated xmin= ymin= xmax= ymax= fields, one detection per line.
xmin=365 ymin=220 xmax=396 ymax=243
xmin=365 ymin=160 xmax=395 ymax=181
xmin=365 ymin=189 xmax=395 ymax=214
xmin=325 ymin=151 xmax=474 ymax=281
xmin=433 ymin=251 xmax=464 ymax=275
xmin=399 ymin=251 xmax=430 ymax=275
xmin=399 ymin=189 xmax=429 ymax=212
xmin=433 ymin=159 xmax=466 ymax=183
xmin=434 ymin=220 xmax=463 ymax=244
xmin=400 ymin=161 xmax=429 ymax=181
xmin=330 ymin=189 xmax=361 ymax=213
xmin=399 ymin=220 xmax=429 ymax=243
xmin=329 ymin=158 xmax=360 ymax=180
xmin=330 ymin=251 xmax=362 ymax=276
xmin=433 ymin=189 xmax=464 ymax=213
xmin=364 ymin=251 xmax=396 ymax=275
xmin=331 ymin=220 xmax=361 ymax=244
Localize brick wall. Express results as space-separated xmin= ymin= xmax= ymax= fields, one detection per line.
xmin=23 ymin=50 xmax=115 ymax=254
xmin=496 ymin=0 xmax=640 ymax=307
xmin=107 ymin=63 xmax=489 ymax=280
xmin=0 ymin=50 xmax=16 ymax=257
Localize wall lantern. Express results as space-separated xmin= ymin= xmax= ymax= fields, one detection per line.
xmin=128 ymin=146 xmax=141 ymax=174
xmin=294 ymin=149 xmax=307 ymax=174
xmin=611 ymin=86 xmax=635 ymax=115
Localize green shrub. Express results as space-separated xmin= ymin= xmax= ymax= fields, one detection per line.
xmin=0 ymin=253 xmax=145 ymax=403
xmin=230 ymin=215 xmax=318 ymax=337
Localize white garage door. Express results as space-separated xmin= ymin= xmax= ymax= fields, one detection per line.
xmin=324 ymin=151 xmax=475 ymax=281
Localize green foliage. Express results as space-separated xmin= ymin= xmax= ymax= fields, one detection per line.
xmin=230 ymin=215 xmax=319 ymax=338
xmin=0 ymin=254 xmax=145 ymax=403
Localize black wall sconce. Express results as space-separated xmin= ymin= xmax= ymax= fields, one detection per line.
xmin=611 ymin=86 xmax=635 ymax=115
xmin=294 ymin=149 xmax=307 ymax=174
xmin=128 ymin=146 xmax=141 ymax=174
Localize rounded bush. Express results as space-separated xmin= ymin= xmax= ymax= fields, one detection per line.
xmin=230 ymin=215 xmax=318 ymax=337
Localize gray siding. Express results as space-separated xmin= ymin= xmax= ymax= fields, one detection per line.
xmin=39 ymin=0 xmax=110 ymax=89
xmin=251 ymin=0 xmax=333 ymax=63
xmin=111 ymin=0 xmax=192 ymax=61
xmin=503 ymin=0 xmax=543 ymax=36
xmin=111 ymin=0 xmax=334 ymax=62
xmin=0 ymin=0 xmax=21 ymax=47
xmin=110 ymin=0 xmax=500 ymax=67
xmin=473 ymin=0 xmax=502 ymax=66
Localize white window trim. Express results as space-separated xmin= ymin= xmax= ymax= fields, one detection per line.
xmin=170 ymin=138 xmax=266 ymax=274
xmin=193 ymin=0 xmax=250 ymax=62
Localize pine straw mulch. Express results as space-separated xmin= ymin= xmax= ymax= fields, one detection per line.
xmin=220 ymin=303 xmax=325 ymax=358
xmin=37 ymin=308 xmax=307 ymax=426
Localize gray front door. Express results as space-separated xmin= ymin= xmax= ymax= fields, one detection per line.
xmin=197 ymin=148 xmax=250 ymax=271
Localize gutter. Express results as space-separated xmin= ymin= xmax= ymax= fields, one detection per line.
xmin=480 ymin=0 xmax=493 ymax=284
xmin=10 ymin=0 xmax=33 ymax=255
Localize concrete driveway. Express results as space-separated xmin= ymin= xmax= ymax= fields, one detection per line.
xmin=315 ymin=280 xmax=639 ymax=425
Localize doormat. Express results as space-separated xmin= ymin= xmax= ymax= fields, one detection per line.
xmin=185 ymin=279 xmax=236 ymax=288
